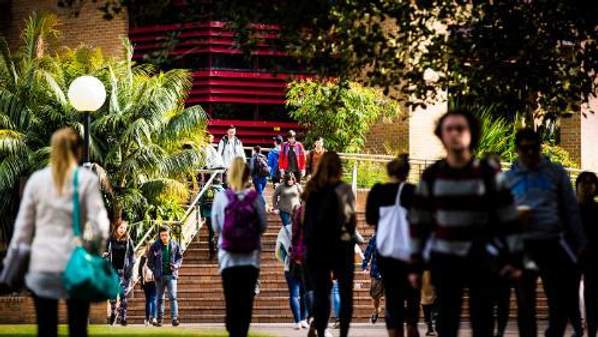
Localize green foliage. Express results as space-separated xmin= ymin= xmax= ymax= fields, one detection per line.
xmin=542 ymin=144 xmax=578 ymax=169
xmin=341 ymin=160 xmax=387 ymax=189
xmin=0 ymin=13 xmax=207 ymax=243
xmin=0 ymin=324 xmax=274 ymax=336
xmin=286 ymin=80 xmax=400 ymax=152
xmin=474 ymin=107 xmax=516 ymax=162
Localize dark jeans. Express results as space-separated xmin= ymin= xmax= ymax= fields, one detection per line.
xmin=307 ymin=242 xmax=354 ymax=337
xmin=585 ymin=263 xmax=598 ymax=337
xmin=109 ymin=270 xmax=130 ymax=321
xmin=280 ymin=211 xmax=292 ymax=227
xmin=33 ymin=295 xmax=90 ymax=337
xmin=205 ymin=217 xmax=216 ymax=257
xmin=143 ymin=282 xmax=157 ymax=321
xmin=492 ymin=277 xmax=511 ymax=337
xmin=252 ymin=176 xmax=267 ymax=195
xmin=515 ymin=239 xmax=579 ymax=337
xmin=430 ymin=252 xmax=495 ymax=337
xmin=222 ymin=266 xmax=259 ymax=337
xmin=285 ymin=271 xmax=308 ymax=323
xmin=378 ymin=256 xmax=421 ymax=330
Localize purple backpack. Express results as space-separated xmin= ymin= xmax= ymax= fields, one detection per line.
xmin=221 ymin=189 xmax=261 ymax=253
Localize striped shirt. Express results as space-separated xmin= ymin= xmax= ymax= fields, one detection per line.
xmin=410 ymin=159 xmax=520 ymax=258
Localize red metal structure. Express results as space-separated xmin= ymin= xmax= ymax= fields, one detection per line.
xmin=129 ymin=20 xmax=307 ymax=145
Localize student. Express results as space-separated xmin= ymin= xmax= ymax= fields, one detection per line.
xmin=204 ymin=134 xmax=225 ymax=169
xmin=303 ymin=152 xmax=356 ymax=337
xmin=275 ymin=222 xmax=309 ymax=330
xmin=138 ymin=245 xmax=157 ymax=326
xmin=272 ymin=172 xmax=303 ymax=227
xmin=577 ymin=171 xmax=598 ymax=337
xmin=105 ymin=221 xmax=135 ymax=326
xmin=410 ymin=110 xmax=521 ymax=337
xmin=366 ymin=154 xmax=420 ymax=337
xmin=361 ymin=234 xmax=384 ymax=325
xmin=217 ymin=125 xmax=246 ymax=168
xmin=211 ymin=157 xmax=267 ymax=337
xmin=421 ymin=271 xmax=437 ymax=336
xmin=505 ymin=128 xmax=587 ymax=337
xmin=249 ymin=145 xmax=270 ymax=196
xmin=200 ymin=177 xmax=225 ymax=260
xmin=148 ymin=226 xmax=183 ymax=327
xmin=268 ymin=136 xmax=283 ymax=186
xmin=279 ymin=130 xmax=306 ymax=181
xmin=306 ymin=137 xmax=326 ymax=177
xmin=2 ymin=128 xmax=110 ymax=337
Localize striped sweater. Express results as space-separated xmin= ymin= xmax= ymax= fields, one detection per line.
xmin=410 ymin=159 xmax=521 ymax=259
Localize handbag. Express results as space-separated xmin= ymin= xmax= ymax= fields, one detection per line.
xmin=0 ymin=242 xmax=31 ymax=291
xmin=62 ymin=167 xmax=120 ymax=302
xmin=376 ymin=183 xmax=411 ymax=261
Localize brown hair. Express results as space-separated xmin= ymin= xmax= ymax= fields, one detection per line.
xmin=303 ymin=151 xmax=342 ymax=200
xmin=387 ymin=154 xmax=410 ymax=181
xmin=50 ymin=128 xmax=82 ymax=195
xmin=111 ymin=220 xmax=129 ymax=240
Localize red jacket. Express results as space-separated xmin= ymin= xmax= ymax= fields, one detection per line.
xmin=279 ymin=142 xmax=306 ymax=171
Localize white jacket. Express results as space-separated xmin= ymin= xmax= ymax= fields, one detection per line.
xmin=217 ymin=136 xmax=246 ymax=167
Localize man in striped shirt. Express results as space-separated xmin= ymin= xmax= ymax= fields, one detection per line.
xmin=409 ymin=110 xmax=521 ymax=337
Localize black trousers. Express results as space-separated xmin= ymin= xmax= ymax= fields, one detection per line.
xmin=221 ymin=266 xmax=259 ymax=337
xmin=492 ymin=277 xmax=511 ymax=337
xmin=515 ymin=239 xmax=580 ymax=337
xmin=584 ymin=263 xmax=598 ymax=337
xmin=378 ymin=256 xmax=421 ymax=330
xmin=430 ymin=252 xmax=495 ymax=337
xmin=33 ymin=295 xmax=90 ymax=337
xmin=307 ymin=243 xmax=354 ymax=337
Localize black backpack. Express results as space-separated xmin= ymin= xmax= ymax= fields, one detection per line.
xmin=253 ymin=155 xmax=270 ymax=177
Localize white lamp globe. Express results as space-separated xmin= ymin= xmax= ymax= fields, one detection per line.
xmin=67 ymin=75 xmax=107 ymax=112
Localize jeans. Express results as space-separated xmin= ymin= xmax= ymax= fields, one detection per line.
xmin=308 ymin=242 xmax=354 ymax=337
xmin=515 ymin=239 xmax=580 ymax=337
xmin=143 ymin=282 xmax=157 ymax=321
xmin=222 ymin=266 xmax=259 ymax=337
xmin=109 ymin=270 xmax=130 ymax=321
xmin=430 ymin=252 xmax=495 ymax=337
xmin=331 ymin=280 xmax=341 ymax=319
xmin=156 ymin=275 xmax=179 ymax=320
xmin=252 ymin=176 xmax=267 ymax=196
xmin=492 ymin=277 xmax=511 ymax=337
xmin=33 ymin=295 xmax=90 ymax=337
xmin=285 ymin=271 xmax=308 ymax=323
xmin=280 ymin=211 xmax=292 ymax=227
xmin=378 ymin=256 xmax=420 ymax=330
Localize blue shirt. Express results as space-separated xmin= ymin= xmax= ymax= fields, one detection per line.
xmin=361 ymin=236 xmax=382 ymax=279
xmin=268 ymin=147 xmax=280 ymax=178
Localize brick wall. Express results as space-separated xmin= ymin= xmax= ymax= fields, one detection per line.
xmin=364 ymin=115 xmax=409 ymax=154
xmin=560 ymin=111 xmax=582 ymax=167
xmin=3 ymin=0 xmax=128 ymax=58
xmin=0 ymin=295 xmax=107 ymax=324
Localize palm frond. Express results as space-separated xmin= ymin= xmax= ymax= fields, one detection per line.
xmin=0 ymin=88 xmax=33 ymax=130
xmin=162 ymin=105 xmax=207 ymax=141
xmin=0 ymin=129 xmax=28 ymax=157
xmin=0 ymin=37 xmax=18 ymax=88
xmin=0 ymin=155 xmax=27 ymax=191
xmin=21 ymin=12 xmax=60 ymax=63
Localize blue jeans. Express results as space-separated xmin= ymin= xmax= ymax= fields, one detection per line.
xmin=285 ymin=271 xmax=308 ymax=323
xmin=253 ymin=176 xmax=267 ymax=195
xmin=156 ymin=275 xmax=178 ymax=320
xmin=280 ymin=211 xmax=292 ymax=227
xmin=143 ymin=282 xmax=157 ymax=321
xmin=331 ymin=280 xmax=341 ymax=319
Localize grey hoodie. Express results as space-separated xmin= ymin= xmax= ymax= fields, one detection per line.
xmin=504 ymin=157 xmax=586 ymax=251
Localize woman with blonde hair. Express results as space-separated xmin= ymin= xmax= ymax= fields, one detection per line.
xmin=2 ymin=127 xmax=109 ymax=337
xmin=211 ymin=157 xmax=267 ymax=337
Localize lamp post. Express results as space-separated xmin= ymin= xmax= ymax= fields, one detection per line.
xmin=67 ymin=75 xmax=106 ymax=166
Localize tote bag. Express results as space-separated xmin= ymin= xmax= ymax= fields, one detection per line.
xmin=376 ymin=183 xmax=411 ymax=261
xmin=62 ymin=168 xmax=120 ymax=302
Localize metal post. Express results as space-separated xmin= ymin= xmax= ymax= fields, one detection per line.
xmin=83 ymin=111 xmax=91 ymax=166
xmin=352 ymin=160 xmax=358 ymax=197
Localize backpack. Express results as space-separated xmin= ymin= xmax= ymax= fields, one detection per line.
xmin=142 ymin=259 xmax=154 ymax=283
xmin=221 ymin=189 xmax=261 ymax=253
xmin=254 ymin=155 xmax=270 ymax=177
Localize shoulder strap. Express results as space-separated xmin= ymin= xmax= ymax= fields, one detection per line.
xmin=72 ymin=167 xmax=81 ymax=238
xmin=395 ymin=182 xmax=405 ymax=207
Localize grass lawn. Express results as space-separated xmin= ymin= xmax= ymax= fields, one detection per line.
xmin=0 ymin=325 xmax=274 ymax=337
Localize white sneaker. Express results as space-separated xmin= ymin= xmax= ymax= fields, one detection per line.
xmin=293 ymin=322 xmax=301 ymax=330
xmin=324 ymin=329 xmax=333 ymax=337
xmin=144 ymin=319 xmax=149 ymax=327
xmin=300 ymin=320 xmax=310 ymax=329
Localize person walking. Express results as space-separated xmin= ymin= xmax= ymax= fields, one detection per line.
xmin=2 ymin=128 xmax=110 ymax=337
xmin=366 ymin=154 xmax=420 ymax=337
xmin=275 ymin=221 xmax=310 ymax=330
xmin=148 ymin=226 xmax=183 ymax=327
xmin=272 ymin=172 xmax=303 ymax=227
xmin=577 ymin=171 xmax=598 ymax=337
xmin=204 ymin=133 xmax=225 ymax=170
xmin=421 ymin=271 xmax=437 ymax=336
xmin=105 ymin=221 xmax=135 ymax=326
xmin=279 ymin=130 xmax=306 ymax=182
xmin=249 ymin=146 xmax=270 ymax=196
xmin=303 ymin=151 xmax=356 ymax=337
xmin=138 ymin=244 xmax=157 ymax=326
xmin=217 ymin=125 xmax=246 ymax=168
xmin=200 ymin=177 xmax=225 ymax=260
xmin=211 ymin=157 xmax=267 ymax=337
xmin=269 ymin=136 xmax=283 ymax=187
xmin=306 ymin=137 xmax=326 ymax=177
xmin=361 ymin=234 xmax=384 ymax=325
xmin=504 ymin=128 xmax=587 ymax=337
xmin=409 ymin=110 xmax=521 ymax=337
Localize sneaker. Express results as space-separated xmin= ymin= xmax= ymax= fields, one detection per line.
xmin=255 ymin=280 xmax=261 ymax=295
xmin=144 ymin=319 xmax=149 ymax=327
xmin=324 ymin=329 xmax=333 ymax=337
xmin=370 ymin=312 xmax=379 ymax=324
xmin=293 ymin=322 xmax=301 ymax=330
xmin=426 ymin=328 xmax=437 ymax=336
xmin=300 ymin=320 xmax=310 ymax=329
xmin=120 ymin=319 xmax=127 ymax=326
xmin=332 ymin=319 xmax=340 ymax=329
xmin=172 ymin=318 xmax=180 ymax=327
xmin=154 ymin=319 xmax=163 ymax=327
xmin=107 ymin=314 xmax=116 ymax=325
